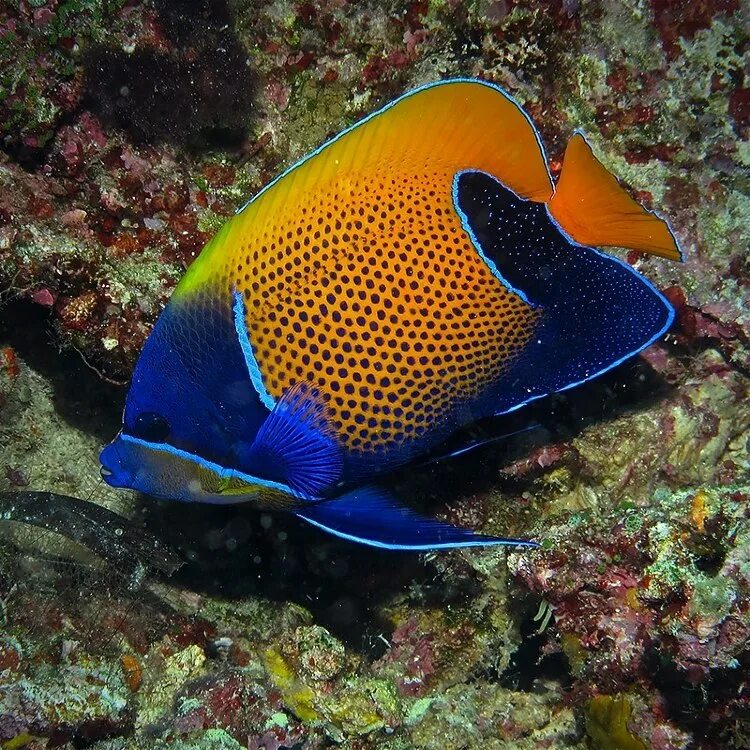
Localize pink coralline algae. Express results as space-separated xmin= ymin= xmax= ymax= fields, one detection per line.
xmin=374 ymin=618 xmax=438 ymax=697
xmin=509 ymin=485 xmax=750 ymax=746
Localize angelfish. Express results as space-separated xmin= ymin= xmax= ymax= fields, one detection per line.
xmin=100 ymin=79 xmax=682 ymax=550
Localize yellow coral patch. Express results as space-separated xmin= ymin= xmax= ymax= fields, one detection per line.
xmin=586 ymin=694 xmax=647 ymax=750
xmin=560 ymin=632 xmax=588 ymax=675
xmin=120 ymin=653 xmax=142 ymax=692
xmin=263 ymin=648 xmax=319 ymax=722
xmin=624 ymin=587 xmax=642 ymax=611
xmin=2 ymin=734 xmax=40 ymax=750
xmin=690 ymin=490 xmax=709 ymax=533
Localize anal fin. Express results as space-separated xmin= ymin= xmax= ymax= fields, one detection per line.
xmin=411 ymin=423 xmax=540 ymax=469
xmin=295 ymin=485 xmax=539 ymax=551
xmin=547 ymin=133 xmax=682 ymax=261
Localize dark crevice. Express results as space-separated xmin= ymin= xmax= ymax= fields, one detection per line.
xmin=0 ymin=101 xmax=87 ymax=172
xmin=84 ymin=0 xmax=259 ymax=149
xmin=498 ymin=598 xmax=573 ymax=693
xmin=137 ymin=494 xmax=423 ymax=655
xmin=647 ymin=646 xmax=750 ymax=743
xmin=0 ymin=300 xmax=124 ymax=441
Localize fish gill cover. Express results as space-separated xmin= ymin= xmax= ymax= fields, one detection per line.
xmin=0 ymin=1 xmax=749 ymax=749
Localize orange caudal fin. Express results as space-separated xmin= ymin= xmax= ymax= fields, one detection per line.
xmin=547 ymin=133 xmax=682 ymax=261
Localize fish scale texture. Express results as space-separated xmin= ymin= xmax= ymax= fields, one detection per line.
xmin=125 ymin=294 xmax=268 ymax=464
xmin=229 ymin=172 xmax=539 ymax=455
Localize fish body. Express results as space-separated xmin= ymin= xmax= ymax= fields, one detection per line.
xmin=100 ymin=79 xmax=682 ymax=550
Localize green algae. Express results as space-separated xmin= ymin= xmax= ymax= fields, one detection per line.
xmin=586 ymin=694 xmax=646 ymax=750
xmin=0 ymin=659 xmax=129 ymax=730
xmin=407 ymin=682 xmax=581 ymax=750
xmin=273 ymin=77 xmax=356 ymax=160
xmin=101 ymin=249 xmax=178 ymax=312
xmin=295 ymin=624 xmax=347 ymax=681
xmin=690 ymin=574 xmax=738 ymax=621
xmin=196 ymin=209 xmax=229 ymax=237
xmin=319 ymin=676 xmax=398 ymax=739
xmin=156 ymin=730 xmax=244 ymax=750
xmin=640 ymin=485 xmax=748 ymax=644
xmin=405 ymin=696 xmax=435 ymax=726
xmin=663 ymin=19 xmax=748 ymax=145
xmin=261 ymin=645 xmax=401 ymax=739
xmin=264 ymin=711 xmax=289 ymax=729
xmin=0 ymin=1 xmax=126 ymax=145
xmin=129 ymin=728 xmax=245 ymax=750
xmin=696 ymin=187 xmax=750 ymax=261
xmin=162 ymin=591 xmax=312 ymax=645
xmin=593 ymin=0 xmax=664 ymax=72
xmin=0 ymin=347 xmax=127 ymax=508
xmin=87 ymin=730 xmax=248 ymax=750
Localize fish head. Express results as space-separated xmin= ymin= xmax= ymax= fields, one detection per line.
xmin=100 ymin=428 xmax=210 ymax=502
xmin=99 ymin=290 xmax=273 ymax=503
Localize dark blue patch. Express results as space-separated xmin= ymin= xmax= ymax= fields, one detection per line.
xmin=235 ymin=380 xmax=343 ymax=498
xmin=124 ymin=294 xmax=269 ymax=468
xmin=295 ymin=485 xmax=539 ymax=550
xmin=410 ymin=423 xmax=540 ymax=468
xmin=455 ymin=170 xmax=674 ymax=417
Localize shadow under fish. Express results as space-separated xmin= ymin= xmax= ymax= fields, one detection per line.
xmin=99 ymin=79 xmax=683 ymax=550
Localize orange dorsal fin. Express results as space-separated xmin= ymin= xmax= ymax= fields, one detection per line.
xmin=547 ymin=133 xmax=682 ymax=261
xmin=181 ymin=80 xmax=555 ymax=297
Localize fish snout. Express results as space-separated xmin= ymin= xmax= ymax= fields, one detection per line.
xmin=99 ymin=438 xmax=131 ymax=488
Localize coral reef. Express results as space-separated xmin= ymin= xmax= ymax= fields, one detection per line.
xmin=1 ymin=0 xmax=749 ymax=749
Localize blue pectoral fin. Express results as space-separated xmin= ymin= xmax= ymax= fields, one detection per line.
xmin=238 ymin=381 xmax=343 ymax=498
xmin=294 ymin=486 xmax=539 ymax=551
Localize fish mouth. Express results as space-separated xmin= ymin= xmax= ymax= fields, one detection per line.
xmin=99 ymin=439 xmax=129 ymax=488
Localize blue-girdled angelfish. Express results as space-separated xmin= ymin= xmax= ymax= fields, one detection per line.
xmin=100 ymin=79 xmax=682 ymax=550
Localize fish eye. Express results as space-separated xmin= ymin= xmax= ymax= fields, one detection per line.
xmin=131 ymin=412 xmax=171 ymax=443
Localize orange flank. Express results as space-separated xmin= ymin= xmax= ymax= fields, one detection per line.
xmin=172 ymin=81 xmax=680 ymax=453
xmin=547 ymin=133 xmax=682 ymax=261
xmin=188 ymin=81 xmax=551 ymax=452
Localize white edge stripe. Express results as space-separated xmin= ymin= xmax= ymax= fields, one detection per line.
xmin=451 ymin=168 xmax=537 ymax=307
xmin=232 ymin=289 xmax=276 ymax=410
xmin=493 ymin=221 xmax=676 ymax=417
xmin=295 ymin=511 xmax=539 ymax=551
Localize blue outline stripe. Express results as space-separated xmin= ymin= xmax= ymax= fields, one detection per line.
xmin=294 ymin=511 xmax=539 ymax=551
xmin=120 ymin=433 xmax=299 ymax=497
xmin=493 ymin=242 xmax=676 ymax=418
xmin=451 ymin=169 xmax=538 ymax=307
xmin=450 ymin=168 xmax=677 ymax=418
xmin=236 ymin=78 xmax=552 ymax=216
xmin=232 ymin=290 xmax=275 ymax=410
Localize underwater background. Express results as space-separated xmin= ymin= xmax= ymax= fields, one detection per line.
xmin=0 ymin=1 xmax=749 ymax=748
